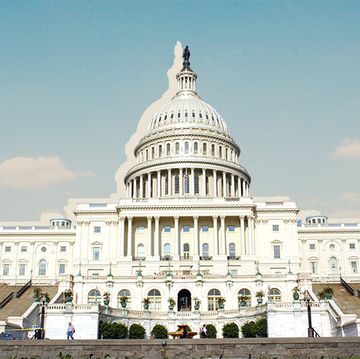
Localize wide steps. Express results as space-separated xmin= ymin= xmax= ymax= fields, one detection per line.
xmin=0 ymin=285 xmax=21 ymax=302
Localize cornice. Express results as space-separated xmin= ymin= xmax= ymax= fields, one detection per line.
xmin=0 ymin=231 xmax=76 ymax=237
xmin=256 ymin=208 xmax=299 ymax=214
xmin=73 ymin=210 xmax=118 ymax=216
xmin=298 ymin=227 xmax=360 ymax=235
xmin=117 ymin=203 xmax=255 ymax=211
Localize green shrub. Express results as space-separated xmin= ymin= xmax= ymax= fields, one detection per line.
xmin=99 ymin=321 xmax=128 ymax=339
xmin=254 ymin=317 xmax=267 ymax=337
xmin=241 ymin=317 xmax=267 ymax=338
xmin=151 ymin=324 xmax=168 ymax=339
xmin=222 ymin=322 xmax=239 ymax=338
xmin=241 ymin=321 xmax=256 ymax=338
xmin=129 ymin=323 xmax=146 ymax=339
xmin=205 ymin=324 xmax=217 ymax=338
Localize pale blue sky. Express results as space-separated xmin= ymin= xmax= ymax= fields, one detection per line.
xmin=1 ymin=1 xmax=360 ymax=221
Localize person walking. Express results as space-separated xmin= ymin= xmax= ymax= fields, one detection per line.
xmin=66 ymin=322 xmax=75 ymax=340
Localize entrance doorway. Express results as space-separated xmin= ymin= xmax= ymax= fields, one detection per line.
xmin=178 ymin=289 xmax=191 ymax=311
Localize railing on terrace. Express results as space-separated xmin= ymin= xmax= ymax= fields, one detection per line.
xmin=0 ymin=226 xmax=76 ymax=231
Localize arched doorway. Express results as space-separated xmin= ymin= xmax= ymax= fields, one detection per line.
xmin=177 ymin=289 xmax=191 ymax=311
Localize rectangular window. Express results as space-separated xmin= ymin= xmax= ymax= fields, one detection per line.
xmin=164 ymin=226 xmax=171 ymax=233
xmin=94 ymin=226 xmax=101 ymax=233
xmin=310 ymin=261 xmax=317 ymax=274
xmin=202 ymin=226 xmax=209 ymax=232
xmin=93 ymin=247 xmax=100 ymax=261
xmin=230 ymin=269 xmax=238 ymax=276
xmin=228 ymin=225 xmax=235 ymax=232
xmin=273 ymin=245 xmax=281 ymax=259
xmin=272 ymin=224 xmax=279 ymax=232
xmin=349 ymin=243 xmax=356 ymax=250
xmin=20 ymin=246 xmax=27 ymax=252
xmin=137 ymin=226 xmax=145 ymax=233
xmin=3 ymin=264 xmax=10 ymax=276
xmin=183 ymin=225 xmax=190 ymax=232
xmin=60 ymin=246 xmax=67 ymax=252
xmin=19 ymin=264 xmax=26 ymax=276
xmin=309 ymin=243 xmax=316 ymax=250
xmin=5 ymin=246 xmax=11 ymax=253
xmin=59 ymin=263 xmax=66 ymax=274
xmin=351 ymin=261 xmax=358 ymax=273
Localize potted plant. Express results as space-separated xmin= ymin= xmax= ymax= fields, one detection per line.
xmin=63 ymin=289 xmax=73 ymax=303
xmin=217 ymin=296 xmax=226 ymax=309
xmin=292 ymin=286 xmax=300 ymax=301
xmin=42 ymin=292 xmax=50 ymax=304
xmin=143 ymin=297 xmax=151 ymax=310
xmin=119 ymin=296 xmax=128 ymax=308
xmin=168 ymin=297 xmax=176 ymax=310
xmin=238 ymin=295 xmax=249 ymax=307
xmin=255 ymin=290 xmax=265 ymax=304
xmin=33 ymin=288 xmax=42 ymax=302
xmin=194 ymin=297 xmax=201 ymax=310
xmin=103 ymin=292 xmax=111 ymax=306
xmin=322 ymin=287 xmax=334 ymax=300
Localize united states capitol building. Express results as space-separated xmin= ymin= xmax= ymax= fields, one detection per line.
xmin=1 ymin=46 xmax=360 ymax=339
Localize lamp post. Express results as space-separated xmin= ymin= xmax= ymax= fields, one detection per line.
xmin=39 ymin=295 xmax=47 ymax=339
xmin=304 ymin=291 xmax=314 ymax=337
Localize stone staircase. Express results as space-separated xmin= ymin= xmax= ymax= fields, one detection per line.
xmin=313 ymin=282 xmax=360 ymax=317
xmin=0 ymin=285 xmax=58 ymax=321
xmin=0 ymin=285 xmax=20 ymax=302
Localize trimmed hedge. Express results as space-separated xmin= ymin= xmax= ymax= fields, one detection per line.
xmin=129 ymin=323 xmax=146 ymax=339
xmin=222 ymin=322 xmax=239 ymax=338
xmin=99 ymin=322 xmax=128 ymax=339
xmin=205 ymin=324 xmax=217 ymax=338
xmin=151 ymin=324 xmax=168 ymax=339
xmin=241 ymin=317 xmax=267 ymax=338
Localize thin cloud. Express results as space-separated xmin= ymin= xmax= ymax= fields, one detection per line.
xmin=333 ymin=138 xmax=360 ymax=159
xmin=338 ymin=192 xmax=360 ymax=205
xmin=0 ymin=156 xmax=76 ymax=189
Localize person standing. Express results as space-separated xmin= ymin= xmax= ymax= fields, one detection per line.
xmin=66 ymin=322 xmax=75 ymax=340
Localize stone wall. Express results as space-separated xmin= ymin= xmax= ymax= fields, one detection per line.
xmin=1 ymin=338 xmax=360 ymax=359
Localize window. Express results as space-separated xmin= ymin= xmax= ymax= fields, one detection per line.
xmin=238 ymin=288 xmax=251 ymax=307
xmin=5 ymin=246 xmax=11 ymax=253
xmin=202 ymin=226 xmax=209 ymax=232
xmin=330 ymin=256 xmax=337 ymax=272
xmin=269 ymin=288 xmax=281 ymax=302
xmin=59 ymin=263 xmax=66 ymax=274
xmin=310 ymin=261 xmax=317 ymax=274
xmin=137 ymin=226 xmax=145 ymax=233
xmin=166 ymin=143 xmax=171 ymax=156
xmin=19 ymin=263 xmax=26 ymax=276
xmin=137 ymin=244 xmax=145 ymax=259
xmin=183 ymin=225 xmax=190 ymax=232
xmin=194 ymin=142 xmax=198 ymax=154
xmin=88 ymin=289 xmax=101 ymax=304
xmin=184 ymin=142 xmax=189 ymax=154
xmin=158 ymin=144 xmax=162 ymax=157
xmin=38 ymin=259 xmax=46 ymax=276
xmin=194 ymin=175 xmax=199 ymax=194
xmin=165 ymin=176 xmax=168 ymax=195
xmin=228 ymin=225 xmax=235 ymax=232
xmin=202 ymin=243 xmax=209 ymax=258
xmin=94 ymin=226 xmax=101 ymax=233
xmin=203 ymin=143 xmax=207 ymax=155
xmin=174 ymin=175 xmax=179 ymax=194
xmin=164 ymin=243 xmax=171 ymax=257
xmin=211 ymin=144 xmax=215 ymax=156
xmin=207 ymin=289 xmax=221 ymax=311
xmin=219 ymin=146 xmax=222 ymax=158
xmin=272 ymin=224 xmax=279 ymax=232
xmin=3 ymin=263 xmax=10 ymax=276
xmin=184 ymin=174 xmax=190 ymax=194
xmin=41 ymin=246 xmax=47 ymax=253
xmin=148 ymin=289 xmax=161 ymax=310
xmin=350 ymin=243 xmax=356 ymax=250
xmin=329 ymin=243 xmax=335 ymax=250
xmin=273 ymin=245 xmax=281 ymax=259
xmin=175 ymin=142 xmax=179 ymax=154
xmin=21 ymin=246 xmax=27 ymax=253
xmin=351 ymin=261 xmax=358 ymax=273
xmin=183 ymin=243 xmax=190 ymax=259
xmin=309 ymin=243 xmax=316 ymax=250
xmin=93 ymin=247 xmax=100 ymax=261
xmin=228 ymin=243 xmax=236 ymax=258
xmin=117 ymin=289 xmax=131 ymax=309
xmin=164 ymin=226 xmax=171 ymax=233
xmin=151 ymin=147 xmax=155 ymax=158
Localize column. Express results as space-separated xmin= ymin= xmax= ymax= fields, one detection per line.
xmin=180 ymin=168 xmax=183 ymax=195
xmin=222 ymin=172 xmax=226 ymax=197
xmin=134 ymin=178 xmax=138 ymax=198
xmin=202 ymin=168 xmax=206 ymax=196
xmin=191 ymin=168 xmax=195 ymax=196
xmin=246 ymin=183 xmax=249 ymax=197
xmin=237 ymin=177 xmax=241 ymax=197
xmin=174 ymin=216 xmax=179 ymax=258
xmin=106 ymin=221 xmax=111 ymax=260
xmin=168 ymin=169 xmax=172 ymax=196
xmin=140 ymin=175 xmax=143 ymax=199
xmin=118 ymin=217 xmax=125 ymax=257
xmin=248 ymin=216 xmax=254 ymax=255
xmin=212 ymin=216 xmax=219 ymax=256
xmin=220 ymin=216 xmax=226 ymax=255
xmin=147 ymin=173 xmax=151 ymax=198
xmin=147 ymin=217 xmax=152 ymax=257
xmin=240 ymin=216 xmax=246 ymax=255
xmin=194 ymin=216 xmax=199 ymax=257
xmin=157 ymin=170 xmax=161 ymax=197
xmin=127 ymin=217 xmax=133 ymax=258
xmin=213 ymin=170 xmax=217 ymax=197
xmin=231 ymin=174 xmax=235 ymax=197
xmin=154 ymin=216 xmax=160 ymax=257
xmin=242 ymin=179 xmax=246 ymax=197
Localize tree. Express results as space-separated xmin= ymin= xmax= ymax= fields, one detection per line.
xmin=205 ymin=324 xmax=217 ymax=338
xmin=151 ymin=324 xmax=168 ymax=339
xmin=222 ymin=322 xmax=239 ymax=338
xmin=129 ymin=323 xmax=146 ymax=339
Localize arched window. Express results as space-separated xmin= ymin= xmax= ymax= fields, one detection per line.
xmin=208 ymin=289 xmax=221 ymax=311
xmin=117 ymin=289 xmax=131 ymax=309
xmin=330 ymin=257 xmax=337 ymax=272
xmin=88 ymin=289 xmax=101 ymax=304
xmin=184 ymin=142 xmax=189 ymax=154
xmin=194 ymin=175 xmax=199 ymax=194
xmin=194 ymin=142 xmax=198 ymax=154
xmin=175 ymin=142 xmax=179 ymax=154
xmin=174 ymin=175 xmax=180 ymax=194
xmin=203 ymin=143 xmax=207 ymax=155
xmin=228 ymin=243 xmax=236 ymax=259
xmin=183 ymin=243 xmax=190 ymax=259
xmin=137 ymin=244 xmax=145 ymax=259
xmin=184 ymin=174 xmax=190 ymax=194
xmin=167 ymin=143 xmax=171 ymax=156
xmin=219 ymin=146 xmax=222 ymax=158
xmin=148 ymin=289 xmax=161 ymax=310
xmin=164 ymin=176 xmax=168 ymax=195
xmin=158 ymin=145 xmax=162 ymax=157
xmin=164 ymin=243 xmax=171 ymax=258
xmin=38 ymin=259 xmax=46 ymax=276
xmin=269 ymin=288 xmax=281 ymax=302
xmin=238 ymin=288 xmax=251 ymax=307
xmin=225 ymin=148 xmax=228 ymax=160
xmin=146 ymin=149 xmax=148 ymax=161
xmin=151 ymin=147 xmax=155 ymax=159
xmin=202 ymin=243 xmax=209 ymax=258
xmin=211 ymin=144 xmax=215 ymax=156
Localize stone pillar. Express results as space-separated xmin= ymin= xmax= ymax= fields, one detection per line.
xmin=248 ymin=216 xmax=254 ymax=255
xmin=220 ymin=216 xmax=226 ymax=255
xmin=154 ymin=216 xmax=160 ymax=258
xmin=180 ymin=168 xmax=183 ymax=195
xmin=134 ymin=177 xmax=138 ymax=198
xmin=240 ymin=216 xmax=245 ymax=255
xmin=222 ymin=172 xmax=226 ymax=197
xmin=147 ymin=173 xmax=151 ymax=198
xmin=140 ymin=175 xmax=143 ymax=199
xmin=157 ymin=170 xmax=161 ymax=197
xmin=213 ymin=170 xmax=217 ymax=197
xmin=237 ymin=177 xmax=241 ymax=197
xmin=127 ymin=217 xmax=133 ymax=258
xmin=119 ymin=216 xmax=125 ymax=257
xmin=246 ymin=182 xmax=249 ymax=197
xmin=242 ymin=179 xmax=246 ymax=197
xmin=191 ymin=168 xmax=195 ymax=195
xmin=213 ymin=216 xmax=219 ymax=256
xmin=174 ymin=216 xmax=179 ymax=259
xmin=147 ymin=217 xmax=152 ymax=257
xmin=231 ymin=174 xmax=235 ymax=197
xmin=202 ymin=168 xmax=206 ymax=196
xmin=194 ymin=216 xmax=199 ymax=258
xmin=168 ymin=169 xmax=172 ymax=196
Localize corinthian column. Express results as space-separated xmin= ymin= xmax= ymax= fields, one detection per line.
xmin=212 ymin=216 xmax=218 ymax=256
xmin=240 ymin=216 xmax=245 ymax=255
xmin=127 ymin=217 xmax=133 ymax=258
xmin=154 ymin=216 xmax=160 ymax=258
xmin=118 ymin=216 xmax=125 ymax=257
xmin=147 ymin=216 xmax=152 ymax=257
xmin=194 ymin=216 xmax=199 ymax=258
xmin=174 ymin=216 xmax=179 ymax=259
xmin=220 ymin=215 xmax=226 ymax=256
